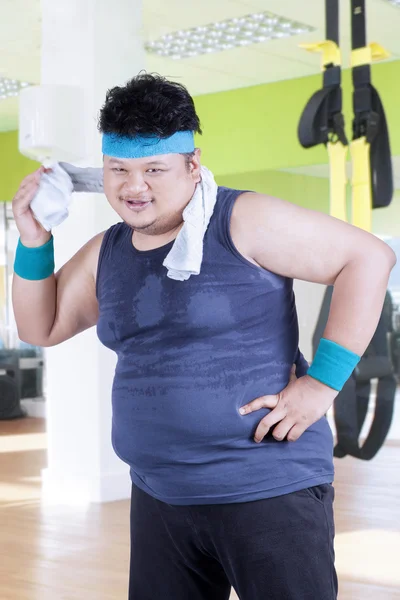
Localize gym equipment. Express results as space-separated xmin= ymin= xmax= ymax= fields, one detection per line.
xmin=298 ymin=0 xmax=393 ymax=231
xmin=298 ymin=0 xmax=348 ymax=221
xmin=350 ymin=0 xmax=393 ymax=231
xmin=300 ymin=1 xmax=396 ymax=460
xmin=0 ymin=350 xmax=25 ymax=420
xmin=313 ymin=287 xmax=396 ymax=460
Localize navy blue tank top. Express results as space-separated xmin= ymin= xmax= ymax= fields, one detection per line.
xmin=96 ymin=187 xmax=334 ymax=505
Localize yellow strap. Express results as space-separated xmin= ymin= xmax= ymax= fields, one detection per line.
xmin=350 ymin=138 xmax=372 ymax=232
xmin=327 ymin=142 xmax=348 ymax=222
xmin=351 ymin=43 xmax=390 ymax=68
xmin=299 ymin=40 xmax=341 ymax=68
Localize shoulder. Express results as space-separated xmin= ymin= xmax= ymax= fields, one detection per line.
xmin=231 ymin=192 xmax=277 ymax=228
xmin=54 ymin=230 xmax=107 ymax=306
xmin=66 ymin=230 xmax=107 ymax=282
xmin=230 ymin=191 xmax=315 ymax=252
xmin=85 ymin=222 xmax=127 ymax=269
xmin=84 ymin=230 xmax=107 ymax=258
xmin=231 ymin=192 xmax=285 ymax=222
xmin=230 ymin=192 xmax=277 ymax=262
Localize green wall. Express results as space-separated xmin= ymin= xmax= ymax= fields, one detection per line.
xmin=218 ymin=169 xmax=330 ymax=212
xmin=218 ymin=167 xmax=400 ymax=237
xmin=0 ymin=131 xmax=38 ymax=201
xmin=195 ymin=59 xmax=400 ymax=177
xmin=1 ymin=57 xmax=400 ymax=216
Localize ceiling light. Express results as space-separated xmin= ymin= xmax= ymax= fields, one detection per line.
xmin=385 ymin=0 xmax=400 ymax=6
xmin=0 ymin=77 xmax=32 ymax=101
xmin=145 ymin=11 xmax=315 ymax=60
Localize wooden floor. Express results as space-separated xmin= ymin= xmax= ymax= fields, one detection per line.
xmin=1 ymin=418 xmax=400 ymax=599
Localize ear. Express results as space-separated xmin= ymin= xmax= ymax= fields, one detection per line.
xmin=189 ymin=148 xmax=202 ymax=183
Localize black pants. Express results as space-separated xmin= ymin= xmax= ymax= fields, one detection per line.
xmin=129 ymin=483 xmax=337 ymax=600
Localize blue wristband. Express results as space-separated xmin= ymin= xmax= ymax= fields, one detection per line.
xmin=307 ymin=338 xmax=361 ymax=391
xmin=14 ymin=236 xmax=55 ymax=281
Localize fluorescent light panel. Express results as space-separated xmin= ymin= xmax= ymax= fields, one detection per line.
xmin=145 ymin=11 xmax=315 ymax=60
xmin=385 ymin=0 xmax=400 ymax=6
xmin=0 ymin=77 xmax=31 ymax=100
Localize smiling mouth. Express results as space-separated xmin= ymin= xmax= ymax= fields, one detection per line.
xmin=123 ymin=199 xmax=153 ymax=210
xmin=124 ymin=198 xmax=152 ymax=204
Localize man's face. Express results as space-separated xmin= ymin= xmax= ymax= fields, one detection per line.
xmin=103 ymin=150 xmax=201 ymax=236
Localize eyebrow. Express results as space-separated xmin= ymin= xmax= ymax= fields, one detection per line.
xmin=107 ymin=158 xmax=168 ymax=167
xmin=145 ymin=160 xmax=168 ymax=166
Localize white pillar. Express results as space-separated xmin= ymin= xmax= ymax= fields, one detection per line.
xmin=40 ymin=0 xmax=145 ymax=503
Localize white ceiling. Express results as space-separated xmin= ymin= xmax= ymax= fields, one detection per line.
xmin=1 ymin=0 xmax=400 ymax=135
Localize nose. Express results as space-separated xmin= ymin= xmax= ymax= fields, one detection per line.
xmin=123 ymin=171 xmax=149 ymax=196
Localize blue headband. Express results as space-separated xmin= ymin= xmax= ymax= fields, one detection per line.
xmin=102 ymin=130 xmax=195 ymax=159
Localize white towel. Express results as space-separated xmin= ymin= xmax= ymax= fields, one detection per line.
xmin=31 ymin=163 xmax=74 ymax=232
xmin=59 ymin=162 xmax=104 ymax=193
xmin=31 ymin=163 xmax=218 ymax=281
xmin=31 ymin=162 xmax=104 ymax=231
xmin=163 ymin=166 xmax=218 ymax=281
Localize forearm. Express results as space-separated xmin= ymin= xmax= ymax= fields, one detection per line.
xmin=12 ymin=275 xmax=57 ymax=346
xmin=323 ymin=252 xmax=395 ymax=356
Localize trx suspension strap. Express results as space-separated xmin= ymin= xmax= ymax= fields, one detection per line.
xmin=302 ymin=2 xmax=396 ymax=460
xmin=298 ymin=0 xmax=394 ymax=227
xmin=350 ymin=0 xmax=393 ymax=232
xmin=313 ymin=286 xmax=396 ymax=460
xmin=334 ymin=2 xmax=396 ymax=458
xmin=298 ymin=0 xmax=348 ymax=221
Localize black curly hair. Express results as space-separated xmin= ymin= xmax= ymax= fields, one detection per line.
xmin=98 ymin=72 xmax=202 ymax=139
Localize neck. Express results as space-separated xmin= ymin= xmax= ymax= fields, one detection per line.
xmin=132 ymin=222 xmax=184 ymax=251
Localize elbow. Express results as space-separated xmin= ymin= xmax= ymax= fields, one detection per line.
xmin=368 ymin=240 xmax=397 ymax=276
xmin=378 ymin=242 xmax=396 ymax=271
xmin=387 ymin=246 xmax=397 ymax=270
xmin=345 ymin=240 xmax=396 ymax=281
xmin=17 ymin=329 xmax=54 ymax=348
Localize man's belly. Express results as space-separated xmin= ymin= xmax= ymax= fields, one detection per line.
xmin=111 ymin=376 xmax=334 ymax=502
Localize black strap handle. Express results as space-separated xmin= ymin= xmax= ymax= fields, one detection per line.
xmin=351 ymin=0 xmax=367 ymax=50
xmin=326 ymin=0 xmax=339 ymax=45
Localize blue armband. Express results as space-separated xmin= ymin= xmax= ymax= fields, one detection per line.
xmin=307 ymin=338 xmax=361 ymax=391
xmin=14 ymin=236 xmax=55 ymax=281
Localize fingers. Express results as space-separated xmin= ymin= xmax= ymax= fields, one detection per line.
xmin=270 ymin=417 xmax=297 ymax=442
xmin=240 ymin=395 xmax=289 ymax=443
xmin=253 ymin=405 xmax=289 ymax=442
xmin=13 ymin=169 xmax=43 ymax=213
xmin=20 ymin=167 xmax=43 ymax=188
xmin=242 ymin=371 xmax=335 ymax=445
xmin=17 ymin=167 xmax=43 ymax=191
xmin=239 ymin=393 xmax=279 ymax=415
xmin=240 ymin=364 xmax=296 ymax=416
xmin=13 ymin=184 xmax=38 ymax=214
xmin=286 ymin=423 xmax=307 ymax=443
xmin=15 ymin=178 xmax=39 ymax=198
xmin=240 ymin=365 xmax=300 ymax=443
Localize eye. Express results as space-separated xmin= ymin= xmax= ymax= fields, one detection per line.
xmin=146 ymin=169 xmax=163 ymax=174
xmin=112 ymin=167 xmax=127 ymax=173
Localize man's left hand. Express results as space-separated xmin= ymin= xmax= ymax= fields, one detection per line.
xmin=239 ymin=369 xmax=338 ymax=443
